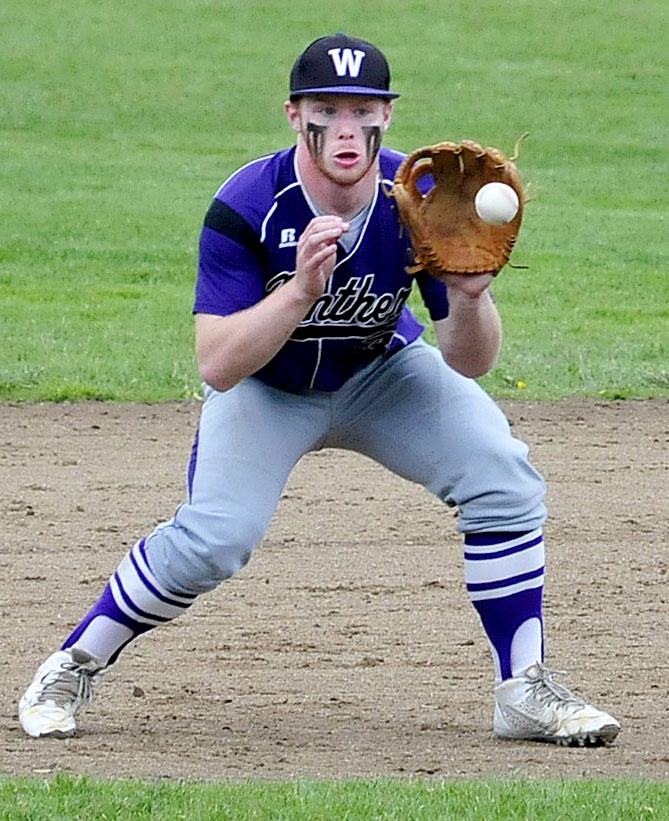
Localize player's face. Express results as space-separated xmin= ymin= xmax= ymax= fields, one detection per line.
xmin=288 ymin=95 xmax=392 ymax=186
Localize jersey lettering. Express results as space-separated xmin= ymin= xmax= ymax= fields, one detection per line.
xmin=327 ymin=48 xmax=366 ymax=78
xmin=266 ymin=272 xmax=411 ymax=335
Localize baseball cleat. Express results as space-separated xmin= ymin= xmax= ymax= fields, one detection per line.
xmin=19 ymin=648 xmax=104 ymax=738
xmin=494 ymin=662 xmax=621 ymax=747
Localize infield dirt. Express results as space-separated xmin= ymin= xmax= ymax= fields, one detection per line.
xmin=1 ymin=399 xmax=667 ymax=781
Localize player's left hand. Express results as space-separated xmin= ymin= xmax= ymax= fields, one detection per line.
xmin=391 ymin=139 xmax=524 ymax=279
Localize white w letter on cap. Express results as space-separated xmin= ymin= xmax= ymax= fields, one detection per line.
xmin=327 ymin=48 xmax=366 ymax=78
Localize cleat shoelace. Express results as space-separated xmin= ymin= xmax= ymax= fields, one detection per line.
xmin=524 ymin=663 xmax=585 ymax=709
xmin=35 ymin=659 xmax=98 ymax=712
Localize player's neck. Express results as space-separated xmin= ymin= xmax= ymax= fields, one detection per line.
xmin=295 ymin=143 xmax=378 ymax=221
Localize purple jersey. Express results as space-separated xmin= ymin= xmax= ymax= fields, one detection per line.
xmin=194 ymin=146 xmax=449 ymax=392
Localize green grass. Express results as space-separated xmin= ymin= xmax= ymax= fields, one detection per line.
xmin=1 ymin=0 xmax=667 ymax=401
xmin=1 ymin=775 xmax=667 ymax=820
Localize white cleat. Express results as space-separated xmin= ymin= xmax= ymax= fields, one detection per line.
xmin=19 ymin=648 xmax=104 ymax=739
xmin=494 ymin=662 xmax=621 ymax=747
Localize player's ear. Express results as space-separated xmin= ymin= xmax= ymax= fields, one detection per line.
xmin=285 ymin=100 xmax=302 ymax=134
xmin=381 ymin=101 xmax=394 ymax=133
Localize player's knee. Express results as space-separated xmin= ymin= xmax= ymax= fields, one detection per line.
xmin=146 ymin=509 xmax=265 ymax=594
xmin=497 ymin=474 xmax=547 ymax=524
xmin=455 ymin=470 xmax=547 ymax=531
xmin=440 ymin=441 xmax=547 ymax=531
xmin=196 ymin=515 xmax=263 ymax=582
xmin=501 ymin=467 xmax=546 ymax=506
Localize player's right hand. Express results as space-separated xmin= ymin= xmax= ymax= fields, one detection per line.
xmin=294 ymin=216 xmax=349 ymax=302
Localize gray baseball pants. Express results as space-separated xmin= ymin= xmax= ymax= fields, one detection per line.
xmin=144 ymin=339 xmax=547 ymax=596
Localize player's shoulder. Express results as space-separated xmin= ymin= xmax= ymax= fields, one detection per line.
xmin=209 ymin=147 xmax=297 ymax=227
xmin=214 ymin=147 xmax=295 ymax=199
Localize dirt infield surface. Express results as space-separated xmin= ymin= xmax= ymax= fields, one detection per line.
xmin=1 ymin=399 xmax=667 ymax=781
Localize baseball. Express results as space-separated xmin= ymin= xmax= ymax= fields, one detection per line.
xmin=475 ymin=182 xmax=519 ymax=225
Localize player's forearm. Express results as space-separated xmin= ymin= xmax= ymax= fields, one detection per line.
xmin=196 ymin=281 xmax=315 ymax=391
xmin=434 ymin=290 xmax=502 ymax=378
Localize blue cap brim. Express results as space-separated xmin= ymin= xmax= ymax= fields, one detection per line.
xmin=290 ymin=85 xmax=400 ymax=99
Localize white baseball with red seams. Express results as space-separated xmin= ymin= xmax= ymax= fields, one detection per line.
xmin=475 ymin=182 xmax=519 ymax=225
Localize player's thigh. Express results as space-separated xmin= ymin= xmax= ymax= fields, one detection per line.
xmin=146 ymin=378 xmax=330 ymax=592
xmin=340 ymin=340 xmax=544 ymax=504
xmin=189 ymin=377 xmax=329 ymax=521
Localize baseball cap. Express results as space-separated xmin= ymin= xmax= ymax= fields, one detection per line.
xmin=289 ymin=33 xmax=400 ymax=100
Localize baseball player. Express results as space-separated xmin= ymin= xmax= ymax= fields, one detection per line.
xmin=19 ymin=33 xmax=620 ymax=747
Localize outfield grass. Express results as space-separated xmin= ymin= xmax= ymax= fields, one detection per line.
xmin=1 ymin=0 xmax=667 ymax=401
xmin=1 ymin=775 xmax=667 ymax=820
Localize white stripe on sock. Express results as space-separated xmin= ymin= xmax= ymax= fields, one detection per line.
xmin=114 ymin=553 xmax=190 ymax=622
xmin=463 ymin=527 xmax=543 ymax=555
xmin=109 ymin=575 xmax=167 ymax=626
xmin=468 ymin=574 xmax=545 ymax=602
xmin=464 ymin=540 xmax=545 ymax=585
xmin=131 ymin=541 xmax=195 ymax=605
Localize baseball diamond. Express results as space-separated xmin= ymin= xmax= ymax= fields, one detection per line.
xmin=3 ymin=399 xmax=666 ymax=778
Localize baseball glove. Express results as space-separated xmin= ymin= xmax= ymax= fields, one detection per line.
xmin=391 ymin=139 xmax=525 ymax=278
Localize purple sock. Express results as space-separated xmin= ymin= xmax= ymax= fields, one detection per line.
xmin=464 ymin=529 xmax=545 ymax=682
xmin=62 ymin=538 xmax=195 ymax=665
xmin=62 ymin=582 xmax=155 ymax=665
